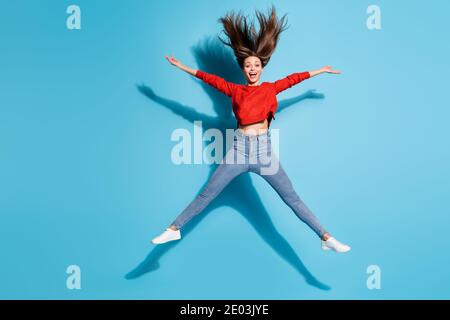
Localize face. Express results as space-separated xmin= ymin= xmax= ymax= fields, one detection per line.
xmin=242 ymin=56 xmax=263 ymax=85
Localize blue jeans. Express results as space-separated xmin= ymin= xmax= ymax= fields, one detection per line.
xmin=170 ymin=128 xmax=328 ymax=238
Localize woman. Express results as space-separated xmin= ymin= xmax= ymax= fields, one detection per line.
xmin=151 ymin=6 xmax=350 ymax=253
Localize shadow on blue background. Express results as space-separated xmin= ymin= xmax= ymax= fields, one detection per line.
xmin=127 ymin=36 xmax=330 ymax=290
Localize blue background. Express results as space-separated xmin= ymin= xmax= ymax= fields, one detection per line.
xmin=1 ymin=0 xmax=449 ymax=299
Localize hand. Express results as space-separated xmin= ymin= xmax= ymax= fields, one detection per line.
xmin=320 ymin=66 xmax=341 ymax=74
xmin=165 ymin=55 xmax=182 ymax=68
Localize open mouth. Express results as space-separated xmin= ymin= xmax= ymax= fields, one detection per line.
xmin=249 ymin=72 xmax=257 ymax=79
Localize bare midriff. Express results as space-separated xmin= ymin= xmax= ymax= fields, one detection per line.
xmin=238 ymin=118 xmax=269 ymax=135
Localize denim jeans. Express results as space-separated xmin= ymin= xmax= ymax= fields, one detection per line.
xmin=170 ymin=128 xmax=327 ymax=238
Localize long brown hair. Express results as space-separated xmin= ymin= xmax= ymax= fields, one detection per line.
xmin=218 ymin=5 xmax=289 ymax=68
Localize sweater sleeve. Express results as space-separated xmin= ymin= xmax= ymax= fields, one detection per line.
xmin=272 ymin=71 xmax=311 ymax=94
xmin=195 ymin=70 xmax=236 ymax=97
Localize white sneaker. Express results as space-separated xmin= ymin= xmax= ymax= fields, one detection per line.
xmin=321 ymin=237 xmax=351 ymax=253
xmin=151 ymin=228 xmax=181 ymax=244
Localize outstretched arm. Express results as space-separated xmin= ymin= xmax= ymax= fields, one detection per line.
xmin=165 ymin=54 xmax=236 ymax=97
xmin=308 ymin=65 xmax=341 ymax=77
xmin=165 ymin=55 xmax=197 ymax=76
xmin=273 ymin=66 xmax=341 ymax=94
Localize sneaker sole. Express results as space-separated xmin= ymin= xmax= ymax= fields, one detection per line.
xmin=151 ymin=236 xmax=181 ymax=245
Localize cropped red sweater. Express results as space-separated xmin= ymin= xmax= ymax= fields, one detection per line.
xmin=195 ymin=69 xmax=311 ymax=127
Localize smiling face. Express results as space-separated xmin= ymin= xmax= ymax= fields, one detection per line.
xmin=242 ymin=56 xmax=263 ymax=86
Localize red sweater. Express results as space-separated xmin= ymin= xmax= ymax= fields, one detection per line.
xmin=195 ymin=70 xmax=311 ymax=127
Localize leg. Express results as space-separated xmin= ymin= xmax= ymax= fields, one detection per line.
xmin=254 ymin=152 xmax=328 ymax=239
xmin=170 ymin=151 xmax=248 ymax=230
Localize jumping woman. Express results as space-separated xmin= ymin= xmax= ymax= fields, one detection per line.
xmin=151 ymin=6 xmax=351 ymax=253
